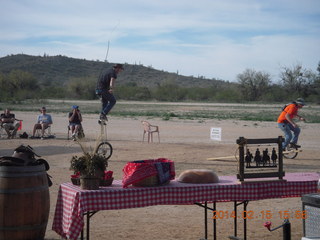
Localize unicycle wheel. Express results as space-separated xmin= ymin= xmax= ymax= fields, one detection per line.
xmin=283 ymin=145 xmax=298 ymax=159
xmin=97 ymin=141 xmax=113 ymax=160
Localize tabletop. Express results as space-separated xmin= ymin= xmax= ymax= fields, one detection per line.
xmin=52 ymin=172 xmax=319 ymax=240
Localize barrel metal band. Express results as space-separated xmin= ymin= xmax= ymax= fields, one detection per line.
xmin=0 ymin=185 xmax=48 ymax=194
xmin=0 ymin=172 xmax=46 ymax=178
xmin=0 ymin=222 xmax=48 ymax=231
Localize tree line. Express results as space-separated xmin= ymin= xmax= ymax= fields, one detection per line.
xmin=1 ymin=62 xmax=319 ymax=104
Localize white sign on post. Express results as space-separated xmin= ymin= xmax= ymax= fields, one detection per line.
xmin=210 ymin=127 xmax=222 ymax=141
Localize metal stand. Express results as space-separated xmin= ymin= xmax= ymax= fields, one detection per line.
xmin=228 ymin=201 xmax=249 ymax=240
xmin=195 ymin=202 xmax=217 ymax=240
xmin=99 ymin=119 xmax=108 ymax=140
xmin=81 ymin=211 xmax=98 ymax=240
xmin=195 ymin=201 xmax=249 ymax=240
xmin=80 ymin=198 xmax=257 ymax=240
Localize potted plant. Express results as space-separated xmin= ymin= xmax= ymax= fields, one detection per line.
xmin=70 ymin=140 xmax=108 ymax=190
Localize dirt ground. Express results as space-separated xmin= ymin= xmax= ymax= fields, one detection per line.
xmin=0 ymin=111 xmax=319 ymax=240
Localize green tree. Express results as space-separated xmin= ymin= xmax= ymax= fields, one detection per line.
xmin=153 ymin=81 xmax=186 ymax=101
xmin=66 ymin=77 xmax=96 ymax=99
xmin=237 ymin=69 xmax=271 ymax=101
xmin=215 ymin=87 xmax=241 ymax=102
xmin=116 ymin=84 xmax=151 ymax=100
xmin=279 ymin=64 xmax=316 ymax=99
xmin=0 ymin=73 xmax=9 ymax=101
xmin=0 ymin=70 xmax=39 ymax=101
xmin=308 ymin=61 xmax=320 ymax=103
xmin=186 ymin=87 xmax=214 ymax=101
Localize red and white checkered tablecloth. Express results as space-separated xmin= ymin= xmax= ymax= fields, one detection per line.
xmin=52 ymin=172 xmax=319 ymax=240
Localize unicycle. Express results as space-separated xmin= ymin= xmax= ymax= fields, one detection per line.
xmin=96 ymin=118 xmax=113 ymax=160
xmin=97 ymin=141 xmax=113 ymax=160
xmin=283 ymin=145 xmax=299 ymax=159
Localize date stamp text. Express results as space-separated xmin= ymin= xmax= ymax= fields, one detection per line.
xmin=212 ymin=210 xmax=308 ymax=220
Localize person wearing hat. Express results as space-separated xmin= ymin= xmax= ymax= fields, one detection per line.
xmin=68 ymin=105 xmax=83 ymax=140
xmin=96 ymin=63 xmax=124 ymax=121
xmin=277 ymin=98 xmax=306 ymax=150
xmin=31 ymin=107 xmax=53 ymax=139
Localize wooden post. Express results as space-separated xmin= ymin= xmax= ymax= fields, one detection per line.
xmin=236 ymin=137 xmax=246 ymax=182
xmin=278 ymin=136 xmax=284 ymax=180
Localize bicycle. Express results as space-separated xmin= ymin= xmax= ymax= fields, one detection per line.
xmin=96 ymin=119 xmax=113 ymax=160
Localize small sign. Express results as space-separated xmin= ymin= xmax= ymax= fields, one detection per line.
xmin=210 ymin=127 xmax=222 ymax=141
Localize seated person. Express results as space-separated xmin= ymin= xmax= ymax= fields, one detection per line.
xmin=68 ymin=105 xmax=83 ymax=140
xmin=0 ymin=109 xmax=21 ymax=139
xmin=31 ymin=107 xmax=53 ymax=139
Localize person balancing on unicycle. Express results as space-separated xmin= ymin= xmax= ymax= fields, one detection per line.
xmin=277 ymin=98 xmax=306 ymax=151
xmin=96 ymin=64 xmax=124 ymax=122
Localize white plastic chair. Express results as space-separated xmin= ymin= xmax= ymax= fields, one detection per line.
xmin=141 ymin=120 xmax=160 ymax=143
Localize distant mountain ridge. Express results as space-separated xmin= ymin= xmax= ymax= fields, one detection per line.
xmin=0 ymin=54 xmax=230 ymax=88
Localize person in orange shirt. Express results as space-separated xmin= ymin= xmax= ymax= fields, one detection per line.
xmin=277 ymin=98 xmax=306 ymax=150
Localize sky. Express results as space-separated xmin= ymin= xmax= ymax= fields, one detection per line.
xmin=0 ymin=0 xmax=319 ymax=82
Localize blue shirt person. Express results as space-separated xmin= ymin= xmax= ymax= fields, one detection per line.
xmin=31 ymin=106 xmax=53 ymax=139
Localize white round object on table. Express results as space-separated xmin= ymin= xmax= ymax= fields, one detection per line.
xmin=177 ymin=169 xmax=219 ymax=184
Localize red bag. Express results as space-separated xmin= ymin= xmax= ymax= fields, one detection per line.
xmin=122 ymin=158 xmax=175 ymax=188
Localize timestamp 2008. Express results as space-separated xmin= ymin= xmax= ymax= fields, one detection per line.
xmin=212 ymin=210 xmax=308 ymax=220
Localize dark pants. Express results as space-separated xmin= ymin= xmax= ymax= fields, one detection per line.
xmin=101 ymin=90 xmax=116 ymax=115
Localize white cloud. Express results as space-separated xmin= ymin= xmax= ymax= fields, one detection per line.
xmin=0 ymin=0 xmax=319 ymax=82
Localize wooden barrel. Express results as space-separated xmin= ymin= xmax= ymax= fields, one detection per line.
xmin=0 ymin=164 xmax=50 ymax=240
